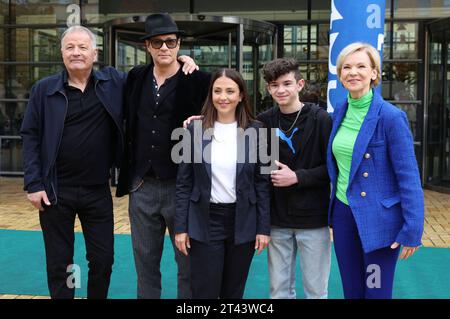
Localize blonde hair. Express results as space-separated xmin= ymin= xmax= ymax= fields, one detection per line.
xmin=336 ymin=42 xmax=381 ymax=87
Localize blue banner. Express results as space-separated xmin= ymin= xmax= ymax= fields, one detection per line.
xmin=327 ymin=0 xmax=386 ymax=112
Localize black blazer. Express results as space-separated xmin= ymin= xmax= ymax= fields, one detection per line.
xmin=175 ymin=120 xmax=271 ymax=245
xmin=116 ymin=63 xmax=210 ymax=197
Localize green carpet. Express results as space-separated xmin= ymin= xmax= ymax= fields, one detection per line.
xmin=1 ymin=229 xmax=449 ymax=298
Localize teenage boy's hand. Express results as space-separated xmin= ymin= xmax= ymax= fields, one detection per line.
xmin=271 ymin=160 xmax=298 ymax=187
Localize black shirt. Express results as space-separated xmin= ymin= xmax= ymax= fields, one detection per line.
xmin=271 ymin=104 xmax=327 ymax=228
xmin=133 ymin=67 xmax=181 ymax=182
xmin=56 ymin=71 xmax=115 ymax=186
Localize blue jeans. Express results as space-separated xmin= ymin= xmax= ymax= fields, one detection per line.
xmin=129 ymin=177 xmax=191 ymax=299
xmin=268 ymin=226 xmax=331 ymax=299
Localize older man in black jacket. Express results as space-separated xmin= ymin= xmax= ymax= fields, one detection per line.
xmin=21 ymin=26 xmax=126 ymax=299
xmin=116 ymin=13 xmax=210 ymax=299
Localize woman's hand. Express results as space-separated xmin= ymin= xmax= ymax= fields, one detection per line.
xmin=255 ymin=234 xmax=270 ymax=255
xmin=177 ymin=55 xmax=199 ymax=74
xmin=175 ymin=233 xmax=191 ymax=256
xmin=183 ymin=115 xmax=203 ymax=128
xmin=391 ymin=242 xmax=420 ymax=259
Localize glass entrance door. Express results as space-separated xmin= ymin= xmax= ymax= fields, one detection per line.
xmin=426 ymin=19 xmax=450 ymax=189
xmin=115 ymin=30 xmax=149 ymax=72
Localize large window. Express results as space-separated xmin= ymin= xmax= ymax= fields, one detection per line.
xmin=282 ymin=23 xmax=328 ymax=106
xmin=383 ymin=20 xmax=422 ymax=157
xmin=84 ymin=0 xmax=190 ymax=23
xmin=195 ymin=0 xmax=308 ymax=20
xmin=11 ymin=0 xmax=78 ymax=25
xmin=394 ymin=0 xmax=450 ymax=19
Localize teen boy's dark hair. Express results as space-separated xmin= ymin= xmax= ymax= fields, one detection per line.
xmin=262 ymin=58 xmax=303 ymax=83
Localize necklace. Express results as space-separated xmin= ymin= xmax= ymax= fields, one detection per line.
xmin=278 ymin=105 xmax=302 ymax=134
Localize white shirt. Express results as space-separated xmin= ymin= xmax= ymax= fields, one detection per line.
xmin=210 ymin=121 xmax=237 ymax=203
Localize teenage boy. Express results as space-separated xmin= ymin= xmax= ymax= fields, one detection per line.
xmin=257 ymin=58 xmax=332 ymax=299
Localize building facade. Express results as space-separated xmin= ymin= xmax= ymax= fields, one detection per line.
xmin=0 ymin=0 xmax=449 ymax=192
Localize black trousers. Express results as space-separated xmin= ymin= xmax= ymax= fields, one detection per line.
xmin=190 ymin=203 xmax=255 ymax=299
xmin=39 ymin=184 xmax=114 ymax=299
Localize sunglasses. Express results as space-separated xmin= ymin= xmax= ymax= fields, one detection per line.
xmin=148 ymin=38 xmax=179 ymax=49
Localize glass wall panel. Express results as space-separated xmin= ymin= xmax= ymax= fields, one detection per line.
xmin=392 ymin=22 xmax=418 ymax=59
xmin=314 ymin=0 xmax=391 ymax=17
xmin=116 ymin=40 xmax=147 ymax=72
xmin=16 ymin=28 xmax=60 ymax=62
xmin=0 ymin=27 xmax=4 ymax=62
xmin=426 ymin=27 xmax=450 ymax=187
xmin=427 ymin=87 xmax=443 ymax=183
xmin=0 ymin=101 xmax=27 ymax=135
xmin=311 ymin=23 xmax=329 ymax=60
xmin=384 ymin=22 xmax=391 ymax=60
xmin=83 ymin=0 xmax=189 ymax=24
xmin=311 ymin=0 xmax=330 ymax=20
xmin=394 ymin=0 xmax=450 ymax=19
xmin=283 ymin=44 xmax=307 ymax=60
xmin=392 ymin=101 xmax=421 ymax=141
xmin=386 ymin=0 xmax=392 ymax=17
xmin=0 ymin=0 xmax=8 ymax=24
xmin=306 ymin=63 xmax=328 ymax=84
xmin=243 ymin=28 xmax=275 ymax=114
xmin=383 ymin=22 xmax=419 ymax=61
xmin=195 ymin=0 xmax=307 ymax=20
xmin=0 ymin=136 xmax=22 ymax=174
xmin=283 ymin=25 xmax=311 ymax=60
xmin=283 ymin=24 xmax=329 ymax=61
xmin=180 ymin=44 xmax=233 ymax=73
xmin=12 ymin=0 xmax=78 ymax=25
xmin=391 ymin=63 xmax=418 ymax=100
xmin=300 ymin=63 xmax=328 ymax=108
xmin=282 ymin=22 xmax=329 ymax=106
xmin=382 ymin=63 xmax=418 ymax=100
xmin=0 ymin=64 xmax=62 ymax=101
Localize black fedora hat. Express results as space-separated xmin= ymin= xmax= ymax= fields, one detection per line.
xmin=140 ymin=13 xmax=185 ymax=41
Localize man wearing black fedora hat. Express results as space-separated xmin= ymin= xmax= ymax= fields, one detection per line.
xmin=117 ymin=13 xmax=210 ymax=299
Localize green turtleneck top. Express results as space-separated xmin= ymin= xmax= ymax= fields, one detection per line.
xmin=332 ymin=90 xmax=373 ymax=205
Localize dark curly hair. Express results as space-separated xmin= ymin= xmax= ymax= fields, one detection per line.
xmin=262 ymin=58 xmax=303 ymax=83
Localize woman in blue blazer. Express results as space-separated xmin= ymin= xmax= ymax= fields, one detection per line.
xmin=327 ymin=43 xmax=424 ymax=299
xmin=174 ymin=68 xmax=271 ymax=299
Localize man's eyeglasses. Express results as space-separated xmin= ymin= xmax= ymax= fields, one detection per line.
xmin=148 ymin=38 xmax=179 ymax=49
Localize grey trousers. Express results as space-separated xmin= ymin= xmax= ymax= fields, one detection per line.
xmin=129 ymin=177 xmax=191 ymax=299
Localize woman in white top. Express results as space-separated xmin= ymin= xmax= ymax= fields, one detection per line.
xmin=174 ymin=68 xmax=271 ymax=299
